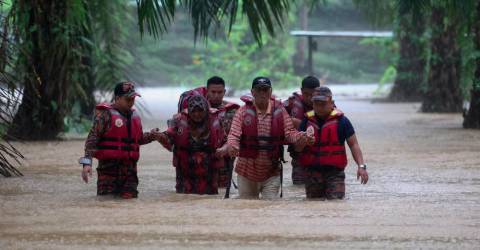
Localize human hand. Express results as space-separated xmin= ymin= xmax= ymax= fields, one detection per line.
xmin=158 ymin=133 xmax=170 ymax=145
xmin=295 ymin=132 xmax=308 ymax=148
xmin=357 ymin=167 xmax=368 ymax=184
xmin=150 ymin=128 xmax=161 ymax=140
xmin=215 ymin=145 xmax=228 ymax=158
xmin=81 ymin=165 xmax=92 ymax=183
xmin=306 ymin=126 xmax=315 ymax=145
xmin=227 ymin=145 xmax=239 ymax=157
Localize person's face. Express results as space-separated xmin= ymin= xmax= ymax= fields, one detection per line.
xmin=301 ymin=88 xmax=315 ymax=107
xmin=190 ymin=107 xmax=207 ymax=123
xmin=313 ymin=98 xmax=334 ymax=118
xmin=251 ymin=86 xmax=272 ymax=107
xmin=115 ymin=95 xmax=135 ymax=111
xmin=206 ymin=83 xmax=225 ymax=107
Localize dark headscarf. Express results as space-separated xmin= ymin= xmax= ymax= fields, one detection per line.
xmin=187 ymin=95 xmax=209 ymax=128
xmin=188 ymin=95 xmax=209 ymax=113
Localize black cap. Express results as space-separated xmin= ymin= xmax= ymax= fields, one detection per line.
xmin=114 ymin=82 xmax=141 ymax=97
xmin=311 ymin=86 xmax=332 ymax=101
xmin=301 ymin=76 xmax=320 ymax=89
xmin=252 ymin=76 xmax=271 ymax=89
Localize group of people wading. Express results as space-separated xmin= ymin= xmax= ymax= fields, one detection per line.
xmin=79 ymin=76 xmax=369 ymax=200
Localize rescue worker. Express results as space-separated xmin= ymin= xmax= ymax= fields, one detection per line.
xmin=177 ymin=76 xmax=239 ymax=188
xmin=158 ymin=95 xmax=228 ymax=195
xmin=227 ymin=77 xmax=309 ymax=199
xmin=295 ymin=86 xmax=369 ymax=200
xmin=79 ymin=81 xmax=161 ymax=199
xmin=284 ymin=76 xmax=320 ymax=185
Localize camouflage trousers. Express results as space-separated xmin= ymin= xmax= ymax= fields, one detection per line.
xmin=305 ymin=166 xmax=345 ymax=200
xmin=218 ymin=157 xmax=235 ymax=188
xmin=97 ymin=159 xmax=138 ymax=199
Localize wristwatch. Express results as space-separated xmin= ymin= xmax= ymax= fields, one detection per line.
xmin=78 ymin=157 xmax=92 ymax=166
xmin=359 ymin=164 xmax=367 ymax=169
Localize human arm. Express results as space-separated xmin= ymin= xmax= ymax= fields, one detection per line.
xmin=346 ymin=134 xmax=368 ymax=184
xmin=226 ymin=107 xmax=244 ymax=157
xmin=281 ymin=107 xmax=310 ymax=149
xmin=139 ymin=128 xmax=162 ymax=145
xmin=81 ymin=110 xmax=110 ymax=183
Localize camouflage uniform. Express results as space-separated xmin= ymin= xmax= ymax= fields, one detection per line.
xmin=284 ymin=93 xmax=312 ymax=185
xmin=216 ymin=100 xmax=238 ymax=188
xmin=84 ymin=108 xmax=155 ymax=198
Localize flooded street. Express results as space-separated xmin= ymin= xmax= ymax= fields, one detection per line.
xmin=1 ymin=94 xmax=480 ymax=249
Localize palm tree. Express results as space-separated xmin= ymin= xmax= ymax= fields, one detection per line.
xmin=5 ymin=1 xmax=92 ymax=140
xmin=463 ymin=0 xmax=480 ymax=128
xmin=421 ymin=4 xmax=463 ymax=112
xmin=388 ymin=3 xmax=426 ymax=102
xmin=353 ymin=0 xmax=427 ymax=102
xmin=4 ymin=0 xmax=134 ymax=140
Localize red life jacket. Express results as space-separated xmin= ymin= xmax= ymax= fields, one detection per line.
xmin=177 ymin=86 xmax=208 ymax=112
xmin=171 ymin=109 xmax=224 ymax=171
xmin=217 ymin=101 xmax=240 ymax=116
xmin=238 ymin=94 xmax=285 ymax=159
xmin=215 ymin=101 xmax=239 ymax=125
xmin=299 ymin=109 xmax=348 ymax=170
xmin=94 ymin=103 xmax=142 ymax=161
xmin=285 ymin=92 xmax=309 ymax=120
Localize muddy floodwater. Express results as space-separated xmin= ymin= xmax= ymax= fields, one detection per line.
xmin=1 ymin=97 xmax=480 ymax=249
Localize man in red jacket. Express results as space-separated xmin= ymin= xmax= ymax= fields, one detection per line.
xmin=79 ymin=82 xmax=161 ymax=199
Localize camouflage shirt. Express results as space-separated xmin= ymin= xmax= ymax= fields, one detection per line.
xmin=217 ymin=100 xmax=238 ymax=138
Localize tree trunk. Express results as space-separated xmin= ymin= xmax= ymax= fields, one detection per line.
xmin=388 ymin=9 xmax=426 ymax=102
xmin=7 ymin=1 xmax=71 ymax=140
xmin=79 ymin=2 xmax=96 ymax=118
xmin=463 ymin=0 xmax=480 ymax=128
xmin=421 ymin=6 xmax=463 ymax=113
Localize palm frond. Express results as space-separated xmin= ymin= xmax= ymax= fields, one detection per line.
xmin=136 ymin=0 xmax=290 ymax=45
xmin=0 ymin=9 xmax=24 ymax=176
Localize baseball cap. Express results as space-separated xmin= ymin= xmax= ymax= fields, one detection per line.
xmin=114 ymin=82 xmax=141 ymax=97
xmin=251 ymin=77 xmax=272 ymax=89
xmin=311 ymin=86 xmax=332 ymax=101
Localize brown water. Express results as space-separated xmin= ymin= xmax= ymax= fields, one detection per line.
xmin=1 ymin=99 xmax=480 ymax=249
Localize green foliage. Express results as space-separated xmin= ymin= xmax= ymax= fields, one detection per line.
xmin=175 ymin=16 xmax=297 ymax=89
xmin=376 ymin=65 xmax=396 ymax=94
xmin=63 ymin=102 xmax=91 ymax=134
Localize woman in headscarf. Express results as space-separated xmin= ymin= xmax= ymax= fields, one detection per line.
xmin=158 ymin=95 xmax=227 ymax=194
